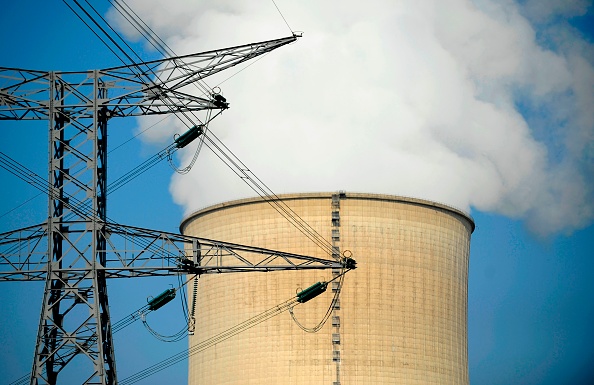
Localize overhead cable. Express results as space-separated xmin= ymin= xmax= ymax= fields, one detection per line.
xmin=0 ymin=152 xmax=183 ymax=265
xmin=271 ymin=0 xmax=294 ymax=33
xmin=199 ymin=131 xmax=336 ymax=256
xmin=63 ymin=0 xmax=335 ymax=255
xmin=8 ymin=279 xmax=193 ymax=385
xmin=119 ymin=297 xmax=300 ymax=384
xmin=119 ymin=265 xmax=355 ymax=384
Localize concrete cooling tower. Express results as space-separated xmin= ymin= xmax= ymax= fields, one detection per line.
xmin=180 ymin=192 xmax=475 ymax=384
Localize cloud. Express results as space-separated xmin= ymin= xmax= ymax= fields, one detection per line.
xmin=110 ymin=0 xmax=594 ymax=236
xmin=519 ymin=0 xmax=590 ymax=23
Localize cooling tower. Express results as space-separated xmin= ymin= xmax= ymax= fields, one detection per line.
xmin=180 ymin=192 xmax=474 ymax=384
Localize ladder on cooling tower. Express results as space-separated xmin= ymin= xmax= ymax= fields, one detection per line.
xmin=331 ymin=191 xmax=346 ymax=385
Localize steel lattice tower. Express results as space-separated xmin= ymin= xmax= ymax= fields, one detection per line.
xmin=0 ymin=34 xmax=346 ymax=385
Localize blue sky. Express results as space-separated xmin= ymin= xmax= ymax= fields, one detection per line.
xmin=1 ymin=1 xmax=593 ymax=384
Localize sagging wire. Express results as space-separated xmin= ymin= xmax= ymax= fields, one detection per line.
xmin=110 ymin=109 xmax=217 ymax=186
xmin=141 ymin=313 xmax=187 ymax=343
xmin=167 ymin=109 xmax=213 ymax=174
xmin=119 ymin=296 xmax=300 ymax=385
xmin=167 ymin=129 xmax=203 ymax=175
xmin=289 ymin=252 xmax=354 ymax=333
xmin=8 ymin=279 xmax=193 ymax=385
xmin=176 ymin=271 xmax=193 ymax=336
xmin=138 ymin=274 xmax=198 ymax=343
xmin=124 ymin=274 xmax=197 ymax=344
xmin=119 ymin=263 xmax=356 ymax=384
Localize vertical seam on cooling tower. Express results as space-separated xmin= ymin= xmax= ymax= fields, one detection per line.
xmin=331 ymin=191 xmax=344 ymax=385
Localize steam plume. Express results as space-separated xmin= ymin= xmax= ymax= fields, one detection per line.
xmin=109 ymin=0 xmax=594 ymax=236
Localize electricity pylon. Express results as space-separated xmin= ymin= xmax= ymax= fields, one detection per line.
xmin=0 ymin=33 xmax=344 ymax=385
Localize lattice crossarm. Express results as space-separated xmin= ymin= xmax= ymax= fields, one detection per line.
xmin=106 ymin=223 xmax=342 ymax=277
xmin=0 ymin=68 xmax=51 ymax=120
xmin=0 ymin=224 xmax=49 ymax=281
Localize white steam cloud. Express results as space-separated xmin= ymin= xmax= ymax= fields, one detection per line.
xmin=109 ymin=0 xmax=594 ymax=236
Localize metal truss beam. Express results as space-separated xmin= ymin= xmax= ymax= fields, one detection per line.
xmin=0 ymin=222 xmax=342 ymax=282
xmin=0 ymin=34 xmax=298 ymax=121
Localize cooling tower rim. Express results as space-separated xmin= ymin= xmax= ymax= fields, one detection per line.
xmin=180 ymin=192 xmax=475 ymax=234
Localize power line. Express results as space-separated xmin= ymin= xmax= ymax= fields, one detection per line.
xmin=118 ymin=264 xmax=355 ymax=384
xmin=2 ymin=17 xmax=334 ymax=262
xmin=1 ymin=3 xmax=343 ymax=383
xmin=64 ymin=0 xmax=222 ymax=183
xmin=271 ymin=0 xmax=294 ymax=33
xmin=62 ymin=0 xmax=336 ymax=255
xmin=199 ymin=131 xmax=336 ymax=256
xmin=64 ymin=0 xmax=211 ymax=132
xmin=0 ymin=192 xmax=43 ymax=221
xmin=0 ymin=152 xmax=184 ymax=265
xmin=108 ymin=0 xmax=213 ymax=97
xmin=8 ymin=279 xmax=194 ymax=385
xmin=290 ymin=264 xmax=348 ymax=333
xmin=120 ymin=296 xmax=299 ymax=384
